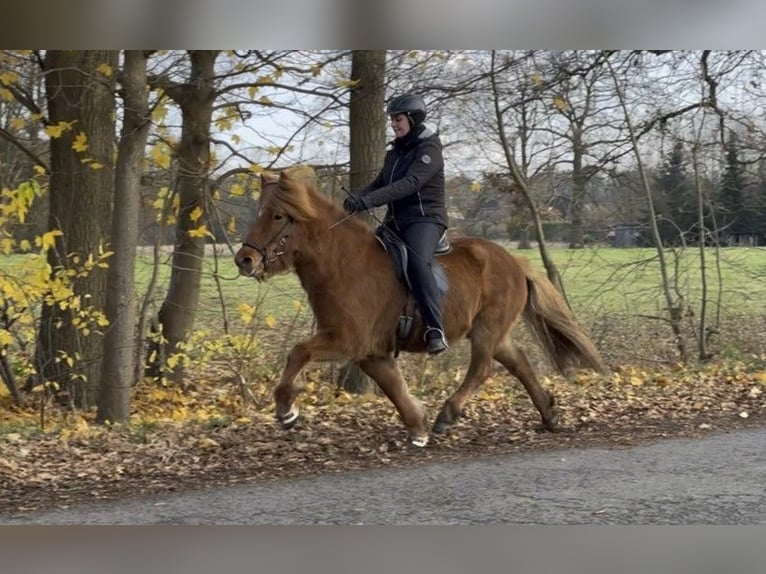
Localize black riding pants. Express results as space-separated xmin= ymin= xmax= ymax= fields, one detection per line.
xmin=398 ymin=221 xmax=447 ymax=333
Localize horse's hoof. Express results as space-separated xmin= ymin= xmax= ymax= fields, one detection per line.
xmin=542 ymin=413 xmax=561 ymax=432
xmin=277 ymin=406 xmax=299 ymax=430
xmin=432 ymin=419 xmax=452 ymax=434
xmin=432 ymin=405 xmax=459 ymax=434
xmin=408 ymin=434 xmax=429 ymax=447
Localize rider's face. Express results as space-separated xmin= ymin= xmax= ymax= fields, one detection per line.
xmin=390 ymin=113 xmax=411 ymax=139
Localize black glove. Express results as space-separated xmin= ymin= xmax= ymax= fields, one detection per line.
xmin=343 ymin=194 xmax=368 ymax=214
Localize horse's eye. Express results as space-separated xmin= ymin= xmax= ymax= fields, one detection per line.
xmin=274 ymin=213 xmax=284 ymax=221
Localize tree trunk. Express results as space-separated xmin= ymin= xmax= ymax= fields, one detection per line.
xmin=33 ymin=50 xmax=118 ymax=409
xmin=489 ymin=51 xmax=569 ymax=303
xmin=569 ymin=131 xmax=586 ymax=249
xmin=517 ymin=226 xmax=532 ymax=249
xmin=155 ymin=50 xmax=219 ymax=383
xmin=338 ymin=49 xmax=386 ymax=395
xmin=97 ymin=51 xmax=152 ymax=423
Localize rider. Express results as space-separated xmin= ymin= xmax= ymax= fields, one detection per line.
xmin=343 ymin=93 xmax=449 ymax=355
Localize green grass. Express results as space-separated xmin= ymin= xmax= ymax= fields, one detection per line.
xmin=516 ymin=245 xmax=766 ymax=318
xmin=2 ymin=243 xmax=765 ymax=388
xmin=4 ymin=243 xmax=766 ymax=335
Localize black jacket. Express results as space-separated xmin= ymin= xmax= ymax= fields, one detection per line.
xmin=359 ymin=125 xmax=447 ymax=230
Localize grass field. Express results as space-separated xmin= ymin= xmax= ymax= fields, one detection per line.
xmin=156 ymin=243 xmax=766 ymax=367
xmin=3 ymin=244 xmax=766 ymax=369
xmin=179 ymin=244 xmax=766 ymax=326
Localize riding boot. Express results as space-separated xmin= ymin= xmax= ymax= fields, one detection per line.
xmin=424 ymin=327 xmax=449 ymax=355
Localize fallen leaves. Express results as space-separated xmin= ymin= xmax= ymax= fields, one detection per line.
xmin=0 ymin=359 xmax=764 ymax=516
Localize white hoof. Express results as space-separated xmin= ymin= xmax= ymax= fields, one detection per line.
xmin=409 ymin=435 xmax=429 ymax=447
xmin=279 ymin=405 xmax=299 ymax=428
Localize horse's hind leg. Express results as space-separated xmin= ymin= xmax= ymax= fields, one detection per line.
xmin=432 ymin=339 xmax=494 ymax=435
xmin=493 ymin=338 xmax=559 ymax=431
xmin=358 ymin=356 xmax=429 ymax=447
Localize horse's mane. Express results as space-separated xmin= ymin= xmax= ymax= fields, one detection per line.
xmin=266 ymin=168 xmax=334 ymax=223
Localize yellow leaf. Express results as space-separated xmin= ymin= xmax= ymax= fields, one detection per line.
xmin=0 ymin=237 xmax=14 ymax=255
xmin=197 ymin=436 xmax=220 ymax=449
xmin=74 ymin=415 xmax=90 ymax=431
xmin=248 ymin=85 xmax=259 ymax=99
xmin=0 ymin=329 xmax=12 ymax=347
xmin=227 ymin=217 xmax=237 ymax=234
xmin=337 ymin=78 xmax=360 ymax=89
xmin=264 ymin=315 xmax=277 ymax=328
xmin=754 ymin=372 xmax=766 ymax=383
xmin=88 ymin=162 xmax=104 ymax=170
xmin=72 ymin=132 xmax=88 ymax=153
xmin=9 ymin=117 xmax=25 ymax=130
xmin=553 ymin=96 xmax=568 ymax=111
xmin=33 ymin=164 xmax=46 ymax=176
xmin=0 ymin=70 xmax=19 ymax=85
xmin=229 ymin=183 xmax=245 ymax=197
xmin=151 ymin=143 xmax=171 ymax=169
xmin=215 ymin=116 xmax=233 ymax=131
xmin=470 ymin=181 xmax=481 ymax=193
xmin=629 ymin=376 xmax=643 ymax=387
xmin=96 ymin=63 xmax=113 ymax=77
xmin=44 ymin=121 xmax=76 ymax=138
xmin=36 ymin=229 xmax=63 ymax=250
xmin=153 ymin=102 xmax=168 ymax=123
xmin=248 ymin=163 xmax=263 ymax=174
xmin=189 ymin=206 xmax=204 ymax=223
xmin=254 ymin=74 xmax=275 ymax=85
xmin=188 ymin=224 xmax=212 ymax=239
xmin=258 ymin=95 xmax=272 ymax=106
xmin=238 ymin=303 xmax=255 ymax=324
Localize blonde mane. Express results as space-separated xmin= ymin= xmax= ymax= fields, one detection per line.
xmin=263 ymin=167 xmax=334 ymax=223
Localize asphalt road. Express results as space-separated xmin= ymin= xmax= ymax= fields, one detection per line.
xmin=4 ymin=427 xmax=765 ymax=524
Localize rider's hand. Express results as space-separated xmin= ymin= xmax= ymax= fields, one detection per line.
xmin=343 ymin=195 xmax=368 ymax=214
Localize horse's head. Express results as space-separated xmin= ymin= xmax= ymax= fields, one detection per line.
xmin=235 ymin=171 xmax=295 ymax=280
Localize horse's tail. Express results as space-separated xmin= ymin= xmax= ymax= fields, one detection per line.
xmin=518 ymin=257 xmax=606 ymax=376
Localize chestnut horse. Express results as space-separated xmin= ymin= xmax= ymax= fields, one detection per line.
xmin=234 ymin=169 xmax=605 ymax=447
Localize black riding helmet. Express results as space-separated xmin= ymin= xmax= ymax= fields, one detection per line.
xmin=386 ymin=93 xmax=427 ymax=127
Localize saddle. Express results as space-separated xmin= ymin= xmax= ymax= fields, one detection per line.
xmin=374 ymin=226 xmax=450 ymax=354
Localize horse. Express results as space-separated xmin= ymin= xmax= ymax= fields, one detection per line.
xmin=234 ymin=168 xmax=606 ymax=447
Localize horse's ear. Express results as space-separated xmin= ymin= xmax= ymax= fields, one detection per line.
xmin=261 ymin=171 xmax=279 ymax=185
xmin=279 ymin=170 xmax=292 ymax=184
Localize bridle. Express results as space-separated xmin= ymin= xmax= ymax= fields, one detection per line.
xmin=241 ymin=217 xmax=292 ymax=272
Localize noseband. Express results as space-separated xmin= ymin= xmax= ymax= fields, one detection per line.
xmin=241 ymin=218 xmax=292 ymax=271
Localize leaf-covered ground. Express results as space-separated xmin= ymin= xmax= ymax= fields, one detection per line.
xmin=1 ymin=360 xmax=765 ymax=518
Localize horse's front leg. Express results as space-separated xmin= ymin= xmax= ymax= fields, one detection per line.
xmin=274 ymin=332 xmax=343 ymax=429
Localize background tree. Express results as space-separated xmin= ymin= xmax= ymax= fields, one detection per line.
xmin=32 ymin=50 xmax=118 ymax=408
xmin=538 ymin=51 xmax=628 ymax=249
xmin=485 ymin=51 xmax=568 ymax=295
xmin=337 ymin=50 xmax=387 ymax=395
xmin=652 ymin=140 xmax=695 ymax=245
xmin=96 ymin=51 xmax=152 ymax=423
xmin=716 ymin=131 xmax=747 ymax=243
xmin=152 ymin=50 xmax=220 ymax=382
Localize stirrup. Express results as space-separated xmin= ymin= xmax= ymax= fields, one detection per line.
xmin=424 ymin=327 xmax=449 ymax=356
